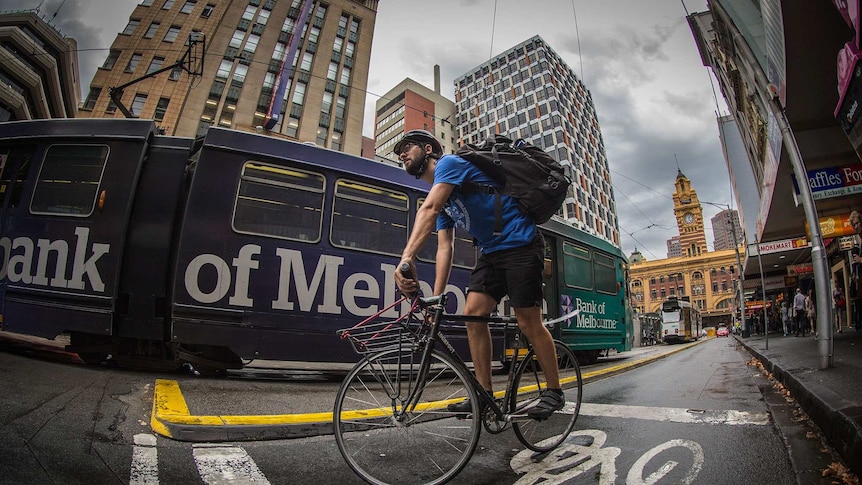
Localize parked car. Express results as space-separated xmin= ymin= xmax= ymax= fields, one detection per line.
xmin=716 ymin=325 xmax=729 ymax=337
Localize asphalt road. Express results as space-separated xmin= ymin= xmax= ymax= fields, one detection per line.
xmin=0 ymin=334 xmax=842 ymax=484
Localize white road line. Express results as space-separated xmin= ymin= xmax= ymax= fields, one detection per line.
xmin=578 ymin=402 xmax=770 ymax=425
xmin=130 ymin=434 xmax=159 ymax=485
xmin=193 ymin=444 xmax=271 ymax=485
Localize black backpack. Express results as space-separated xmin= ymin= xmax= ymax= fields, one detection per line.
xmin=455 ymin=135 xmax=572 ymax=232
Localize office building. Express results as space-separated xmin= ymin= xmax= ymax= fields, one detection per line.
xmin=0 ymin=9 xmax=81 ymax=121
xmin=453 ymin=35 xmax=619 ymax=246
xmin=666 ymin=236 xmax=681 ymax=258
xmin=374 ymin=70 xmax=457 ymax=166
xmin=711 ymin=209 xmax=741 ymax=251
xmin=77 ymin=0 xmax=377 ymax=155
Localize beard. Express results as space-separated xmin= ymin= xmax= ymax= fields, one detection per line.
xmin=405 ymin=157 xmax=426 ymax=178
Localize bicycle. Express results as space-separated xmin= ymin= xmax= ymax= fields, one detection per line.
xmin=333 ymin=293 xmax=583 ymax=485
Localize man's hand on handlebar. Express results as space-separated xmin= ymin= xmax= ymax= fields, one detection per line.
xmin=395 ymin=259 xmax=419 ymax=297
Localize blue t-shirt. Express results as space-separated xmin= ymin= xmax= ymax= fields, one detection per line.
xmin=434 ymin=154 xmax=535 ymax=253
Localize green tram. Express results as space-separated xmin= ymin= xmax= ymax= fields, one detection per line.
xmin=537 ymin=217 xmax=634 ymax=365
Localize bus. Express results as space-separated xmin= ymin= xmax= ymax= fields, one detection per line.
xmin=660 ymin=296 xmax=701 ymax=343
xmin=0 ymin=119 xmax=632 ymax=370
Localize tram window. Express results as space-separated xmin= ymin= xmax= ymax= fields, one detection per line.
xmin=233 ymin=162 xmax=324 ymax=242
xmin=416 ymin=197 xmax=477 ymax=269
xmin=31 ymin=145 xmax=108 ymax=216
xmin=594 ymin=252 xmax=617 ymax=294
xmin=331 ymin=179 xmax=408 ymax=256
xmin=0 ymin=146 xmax=33 ymax=209
xmin=563 ymin=241 xmax=592 ymax=290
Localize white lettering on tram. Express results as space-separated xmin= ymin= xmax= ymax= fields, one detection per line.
xmin=574 ymin=297 xmax=617 ymax=329
xmin=0 ymin=227 xmax=109 ymax=292
xmin=180 ymin=245 xmax=467 ymax=317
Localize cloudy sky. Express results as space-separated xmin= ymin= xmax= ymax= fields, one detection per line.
xmin=4 ymin=0 xmax=734 ymax=261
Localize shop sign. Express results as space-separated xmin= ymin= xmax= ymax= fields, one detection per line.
xmin=755 ymin=237 xmax=809 ymax=255
xmin=792 ymin=163 xmax=862 ymax=201
xmin=839 ymin=235 xmax=858 ymax=250
xmin=804 ymin=214 xmax=855 ymax=238
xmin=787 ymin=263 xmax=813 ymax=276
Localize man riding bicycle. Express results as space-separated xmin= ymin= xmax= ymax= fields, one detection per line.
xmin=392 ymin=129 xmax=564 ymax=420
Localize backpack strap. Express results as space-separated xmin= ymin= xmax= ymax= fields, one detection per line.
xmin=458 ymin=181 xmax=504 ymax=235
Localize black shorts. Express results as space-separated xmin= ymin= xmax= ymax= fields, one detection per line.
xmin=468 ymin=234 xmax=544 ymax=308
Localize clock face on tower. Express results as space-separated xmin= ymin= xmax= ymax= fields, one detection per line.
xmin=683 ymin=213 xmax=694 ymax=225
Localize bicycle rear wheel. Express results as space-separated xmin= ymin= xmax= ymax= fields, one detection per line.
xmin=511 ymin=340 xmax=582 ymax=452
xmin=333 ymin=348 xmax=481 ymax=485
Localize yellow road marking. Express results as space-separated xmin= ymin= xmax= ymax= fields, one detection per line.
xmin=150 ymin=339 xmax=707 ymax=436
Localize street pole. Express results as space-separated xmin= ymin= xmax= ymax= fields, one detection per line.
xmin=753 ymin=241 xmax=769 ymax=349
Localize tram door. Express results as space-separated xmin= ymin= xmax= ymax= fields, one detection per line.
xmin=0 ymin=120 xmax=158 ymax=339
xmin=541 ymin=233 xmax=561 ymax=338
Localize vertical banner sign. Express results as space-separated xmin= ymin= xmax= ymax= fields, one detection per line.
xmin=264 ymin=0 xmax=315 ymax=130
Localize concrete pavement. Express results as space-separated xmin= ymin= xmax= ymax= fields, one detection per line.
xmin=734 ymin=328 xmax=862 ymax=475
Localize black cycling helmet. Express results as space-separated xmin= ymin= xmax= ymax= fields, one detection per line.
xmin=393 ymin=129 xmax=443 ymax=178
xmin=393 ymin=129 xmax=443 ymax=158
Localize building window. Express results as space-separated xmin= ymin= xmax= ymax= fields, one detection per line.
xmin=82 ymin=87 xmax=101 ymax=110
xmin=144 ymin=22 xmax=160 ymax=38
xmin=162 ymin=0 xmax=175 ymax=9
xmin=102 ymin=50 xmax=120 ymax=69
xmin=232 ymin=64 xmax=248 ymax=83
xmin=169 ymin=66 xmax=182 ymax=81
xmin=131 ymin=93 xmax=148 ymax=116
xmin=229 ymin=30 xmax=244 ymax=48
xmin=153 ymin=97 xmax=170 ymax=121
xmin=242 ymin=5 xmax=256 ymax=20
xmin=180 ymin=0 xmax=196 ymax=14
xmin=301 ymin=52 xmax=313 ymax=71
xmin=216 ymin=59 xmax=232 ymax=79
xmin=257 ymin=9 xmax=269 ymax=24
xmin=284 ymin=116 xmax=299 ymax=137
xmin=339 ymin=67 xmax=350 ymax=85
xmin=122 ymin=19 xmax=140 ymax=35
xmin=327 ymin=62 xmax=337 ymax=81
xmin=125 ymin=53 xmax=142 ymax=72
xmin=163 ymin=26 xmax=181 ymax=43
xmin=105 ymin=100 xmax=117 ymax=114
xmin=147 ymin=56 xmax=165 ymax=74
xmin=201 ymin=3 xmax=215 ymax=17
xmin=292 ymin=82 xmax=306 ymax=105
xmin=316 ymin=127 xmax=327 ymax=146
xmin=244 ymin=34 xmax=260 ymax=53
xmin=141 ymin=0 xmax=155 ymax=5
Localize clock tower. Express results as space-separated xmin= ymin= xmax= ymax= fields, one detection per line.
xmin=672 ymin=169 xmax=707 ymax=257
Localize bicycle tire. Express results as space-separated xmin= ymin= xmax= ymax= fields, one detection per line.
xmin=333 ymin=347 xmax=481 ymax=485
xmin=511 ymin=339 xmax=582 ymax=452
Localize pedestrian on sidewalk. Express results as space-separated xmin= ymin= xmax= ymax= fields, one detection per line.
xmin=805 ymin=288 xmax=816 ymax=337
xmin=781 ymin=300 xmax=790 ymax=336
xmin=834 ymin=278 xmax=846 ymax=333
xmin=793 ymin=287 xmax=807 ymax=337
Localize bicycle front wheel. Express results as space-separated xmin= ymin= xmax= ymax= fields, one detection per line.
xmin=511 ymin=340 xmax=582 ymax=452
xmin=333 ymin=348 xmax=481 ymax=485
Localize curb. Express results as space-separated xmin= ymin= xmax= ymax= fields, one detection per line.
xmin=734 ymin=336 xmax=862 ymax=474
xmin=150 ymin=339 xmax=710 ymax=443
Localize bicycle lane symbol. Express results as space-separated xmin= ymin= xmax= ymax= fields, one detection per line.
xmin=510 ymin=429 xmax=704 ymax=485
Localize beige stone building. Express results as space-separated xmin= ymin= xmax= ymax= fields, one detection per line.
xmin=77 ymin=0 xmax=377 ymax=156
xmin=629 ymin=171 xmax=741 ymax=326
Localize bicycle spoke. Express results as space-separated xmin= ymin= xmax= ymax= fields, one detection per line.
xmin=334 ymin=349 xmax=481 ymax=485
xmin=511 ymin=340 xmax=582 ymax=452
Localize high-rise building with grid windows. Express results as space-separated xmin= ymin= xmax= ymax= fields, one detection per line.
xmin=77 ymin=0 xmax=377 ymax=155
xmin=453 ymin=35 xmax=620 ymax=247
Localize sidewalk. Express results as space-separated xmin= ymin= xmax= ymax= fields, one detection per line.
xmin=735 ymin=328 xmax=862 ymax=474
